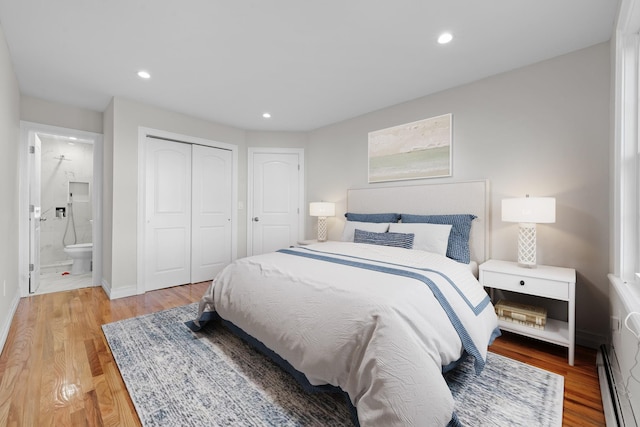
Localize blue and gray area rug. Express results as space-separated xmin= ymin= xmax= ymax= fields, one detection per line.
xmin=102 ymin=304 xmax=563 ymax=426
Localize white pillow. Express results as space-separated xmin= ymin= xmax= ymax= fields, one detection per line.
xmin=341 ymin=221 xmax=390 ymax=242
xmin=389 ymin=222 xmax=452 ymax=256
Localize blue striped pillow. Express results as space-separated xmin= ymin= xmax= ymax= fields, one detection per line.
xmin=400 ymin=214 xmax=476 ymax=263
xmin=353 ymin=229 xmax=414 ymax=249
xmin=345 ymin=212 xmax=400 ymax=223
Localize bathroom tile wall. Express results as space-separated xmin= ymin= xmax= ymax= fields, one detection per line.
xmin=39 ymin=135 xmax=93 ymax=267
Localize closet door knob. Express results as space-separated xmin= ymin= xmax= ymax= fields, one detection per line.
xmin=519 ymin=280 xmax=525 ymax=286
xmin=253 ymin=217 xmax=260 ymax=222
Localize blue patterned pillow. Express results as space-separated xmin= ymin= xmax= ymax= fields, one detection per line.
xmin=345 ymin=212 xmax=400 ymax=223
xmin=353 ymin=229 xmax=414 ymax=249
xmin=400 ymin=214 xmax=477 ymax=263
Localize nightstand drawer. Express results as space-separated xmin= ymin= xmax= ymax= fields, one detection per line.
xmin=481 ymin=270 xmax=569 ymax=300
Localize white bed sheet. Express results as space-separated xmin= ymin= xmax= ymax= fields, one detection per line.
xmin=195 ymin=242 xmax=499 ymax=426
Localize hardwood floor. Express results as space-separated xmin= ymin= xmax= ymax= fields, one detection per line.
xmin=0 ymin=283 xmax=209 ymax=426
xmin=490 ymin=332 xmax=605 ymax=426
xmin=0 ymin=284 xmax=605 ymax=426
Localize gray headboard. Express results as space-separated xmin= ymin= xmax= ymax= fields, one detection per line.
xmin=347 ymin=180 xmax=490 ymax=263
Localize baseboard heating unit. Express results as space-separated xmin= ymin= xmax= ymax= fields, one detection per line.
xmin=598 ymin=344 xmax=638 ymax=426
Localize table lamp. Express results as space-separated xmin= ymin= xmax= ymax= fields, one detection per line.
xmin=309 ymin=202 xmax=335 ymax=242
xmin=502 ymin=195 xmax=556 ymax=267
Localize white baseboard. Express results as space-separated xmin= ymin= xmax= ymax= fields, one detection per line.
xmin=101 ymin=278 xmax=138 ymax=300
xmin=0 ymin=292 xmax=21 ymax=356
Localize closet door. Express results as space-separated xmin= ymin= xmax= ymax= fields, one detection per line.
xmin=144 ymin=138 xmax=192 ymax=291
xmin=191 ymin=145 xmax=232 ymax=283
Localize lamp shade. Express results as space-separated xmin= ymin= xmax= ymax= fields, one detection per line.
xmin=502 ymin=197 xmax=555 ymax=224
xmin=309 ymin=202 xmax=335 ymax=217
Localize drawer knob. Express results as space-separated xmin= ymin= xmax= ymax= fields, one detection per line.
xmin=519 ymin=280 xmax=525 ymax=286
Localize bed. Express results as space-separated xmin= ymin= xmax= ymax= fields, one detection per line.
xmin=190 ymin=180 xmax=500 ymax=426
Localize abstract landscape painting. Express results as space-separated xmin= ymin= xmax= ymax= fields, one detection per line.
xmin=368 ymin=114 xmax=452 ymax=183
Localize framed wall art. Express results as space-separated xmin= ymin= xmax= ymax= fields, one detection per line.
xmin=368 ymin=113 xmax=452 ymax=183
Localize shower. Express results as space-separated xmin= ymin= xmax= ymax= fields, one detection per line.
xmin=62 ymin=192 xmax=77 ymax=247
xmin=62 ymin=189 xmax=93 ymax=276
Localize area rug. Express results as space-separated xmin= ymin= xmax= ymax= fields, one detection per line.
xmin=102 ymin=304 xmax=564 ymax=427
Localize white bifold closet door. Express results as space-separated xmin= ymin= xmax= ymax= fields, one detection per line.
xmin=191 ymin=144 xmax=232 ymax=283
xmin=144 ymin=137 xmax=232 ymax=292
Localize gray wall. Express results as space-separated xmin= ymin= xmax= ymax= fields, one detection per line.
xmin=102 ymin=99 xmax=114 ymax=288
xmin=0 ymin=25 xmax=21 ymax=349
xmin=307 ymin=42 xmax=611 ymax=343
xmin=102 ymin=117 xmax=310 ymax=296
xmin=21 ymin=95 xmax=103 ymax=134
xmin=18 ymin=97 xmax=310 ymax=297
xmin=3 ymin=34 xmax=611 ymax=345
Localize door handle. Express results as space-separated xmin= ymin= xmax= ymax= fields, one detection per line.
xmin=253 ymin=217 xmax=260 ymax=222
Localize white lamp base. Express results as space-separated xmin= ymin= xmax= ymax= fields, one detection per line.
xmin=517 ymin=223 xmax=537 ymax=267
xmin=317 ymin=216 xmax=328 ymax=242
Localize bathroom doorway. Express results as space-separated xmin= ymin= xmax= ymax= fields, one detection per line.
xmin=20 ymin=122 xmax=102 ymax=296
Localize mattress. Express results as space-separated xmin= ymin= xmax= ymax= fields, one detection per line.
xmin=192 ymin=242 xmax=500 ymax=426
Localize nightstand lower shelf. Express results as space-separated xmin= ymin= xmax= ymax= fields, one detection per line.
xmin=498 ymin=317 xmax=570 ymax=348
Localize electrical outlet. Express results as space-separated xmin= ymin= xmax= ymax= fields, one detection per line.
xmin=611 ymin=316 xmax=620 ymax=332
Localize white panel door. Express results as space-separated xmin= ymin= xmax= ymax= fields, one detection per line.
xmin=251 ymin=152 xmax=301 ymax=255
xmin=145 ymin=138 xmax=192 ymax=291
xmin=28 ymin=134 xmax=42 ymax=294
xmin=191 ymin=144 xmax=233 ymax=283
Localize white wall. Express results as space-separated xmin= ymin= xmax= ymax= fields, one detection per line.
xmin=0 ymin=25 xmax=21 ymax=353
xmin=104 ymin=97 xmax=246 ymax=297
xmin=609 ymin=277 xmax=640 ymax=420
xmin=307 ymin=42 xmax=611 ymax=344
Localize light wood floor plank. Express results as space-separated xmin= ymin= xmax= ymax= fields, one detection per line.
xmin=0 ymin=283 xmax=605 ymax=425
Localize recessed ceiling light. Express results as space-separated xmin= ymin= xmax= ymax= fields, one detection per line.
xmin=262 ymin=112 xmax=271 ymax=119
xmin=437 ymin=33 xmax=453 ymax=44
xmin=137 ymin=70 xmax=151 ymax=79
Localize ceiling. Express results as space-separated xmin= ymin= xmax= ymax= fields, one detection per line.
xmin=0 ymin=1 xmax=618 ymax=131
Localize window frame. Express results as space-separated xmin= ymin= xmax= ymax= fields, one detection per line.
xmin=613 ymin=0 xmax=640 ymax=282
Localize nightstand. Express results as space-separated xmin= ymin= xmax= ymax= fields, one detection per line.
xmin=479 ymin=259 xmax=576 ymax=365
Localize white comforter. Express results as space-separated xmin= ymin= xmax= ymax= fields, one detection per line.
xmin=194 ymin=242 xmax=499 ymax=426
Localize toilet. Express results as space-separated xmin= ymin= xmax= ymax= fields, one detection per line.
xmin=63 ymin=243 xmax=93 ymax=275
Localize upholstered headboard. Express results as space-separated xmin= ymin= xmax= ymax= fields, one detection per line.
xmin=346 ymin=180 xmax=490 ymax=263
